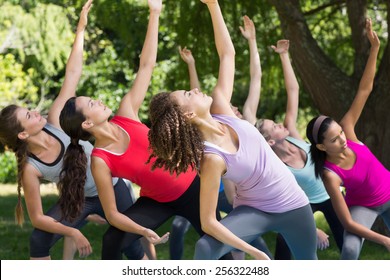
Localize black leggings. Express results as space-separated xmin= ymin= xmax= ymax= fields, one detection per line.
xmin=274 ymin=198 xmax=344 ymax=259
xmin=30 ymin=179 xmax=144 ymax=259
xmin=102 ymin=176 xmax=208 ymax=259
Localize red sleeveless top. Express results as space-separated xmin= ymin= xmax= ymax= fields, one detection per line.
xmin=92 ymin=116 xmax=196 ymax=202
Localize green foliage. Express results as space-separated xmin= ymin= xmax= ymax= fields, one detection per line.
xmin=0 ymin=151 xmax=17 ymax=183
xmin=94 ymin=0 xmax=150 ymax=61
xmin=0 ymin=2 xmax=77 ymax=116
xmin=0 ymin=54 xmax=38 ymax=108
xmin=76 ymin=44 xmax=133 ymax=114
xmin=0 ymin=3 xmax=74 ymax=78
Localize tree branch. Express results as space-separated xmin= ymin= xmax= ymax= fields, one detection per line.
xmin=268 ymin=0 xmax=353 ymax=120
xmin=303 ymin=0 xmax=346 ymax=16
xmin=346 ymin=0 xmax=370 ymax=80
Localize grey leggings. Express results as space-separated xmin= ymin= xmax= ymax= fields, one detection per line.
xmin=194 ymin=204 xmax=318 ymax=260
xmin=341 ymin=199 xmax=390 ymax=260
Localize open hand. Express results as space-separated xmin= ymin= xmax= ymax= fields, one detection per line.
xmin=239 ymin=15 xmax=256 ymax=40
xmin=316 ymin=229 xmax=330 ymax=250
xmin=77 ymin=0 xmax=93 ymax=31
xmin=179 ymin=46 xmax=196 ymax=65
xmin=271 ymin=39 xmax=289 ymax=54
xmin=148 ymin=0 xmax=162 ymax=14
xmin=143 ymin=228 xmax=170 ymax=245
xmin=72 ymin=230 xmax=93 ymax=258
xmin=366 ymin=18 xmax=380 ymax=49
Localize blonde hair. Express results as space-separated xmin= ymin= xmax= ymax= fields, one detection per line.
xmin=255 ymin=119 xmax=270 ymax=140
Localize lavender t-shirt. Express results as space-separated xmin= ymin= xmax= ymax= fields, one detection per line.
xmin=204 ymin=115 xmax=308 ymax=213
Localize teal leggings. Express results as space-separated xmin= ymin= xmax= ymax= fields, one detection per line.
xmin=194 ymin=204 xmax=318 ymax=260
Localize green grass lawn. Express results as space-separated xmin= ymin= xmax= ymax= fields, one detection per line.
xmin=0 ymin=184 xmax=388 ymax=260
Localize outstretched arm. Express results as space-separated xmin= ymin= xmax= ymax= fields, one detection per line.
xmin=202 ymin=0 xmax=236 ymax=116
xmin=91 ymin=157 xmax=169 ymax=245
xmin=340 ymin=18 xmax=380 ymax=142
xmin=22 ymin=164 xmax=92 ymax=259
xmin=48 ymin=0 xmax=93 ymax=128
xmin=116 ymin=0 xmax=162 ymax=121
xmin=271 ymin=40 xmax=301 ymax=139
xmin=199 ymin=155 xmax=270 ymax=260
xmin=241 ymin=15 xmax=262 ymax=125
xmin=179 ymin=46 xmax=201 ymax=90
xmin=323 ymin=171 xmax=390 ymax=252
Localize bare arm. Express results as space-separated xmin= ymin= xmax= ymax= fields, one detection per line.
xmin=199 ymin=155 xmax=270 ymax=260
xmin=116 ymin=0 xmax=162 ymax=121
xmin=91 ymin=157 xmax=169 ymax=245
xmin=179 ymin=46 xmax=201 ymax=90
xmin=22 ymin=164 xmax=92 ymax=258
xmin=340 ymin=18 xmax=380 ymax=142
xmin=47 ymin=0 xmax=93 ymax=128
xmin=241 ymin=16 xmax=262 ymax=125
xmin=202 ymin=0 xmax=236 ymax=117
xmin=271 ymin=40 xmax=301 ymax=139
xmin=323 ymin=170 xmax=390 ymax=251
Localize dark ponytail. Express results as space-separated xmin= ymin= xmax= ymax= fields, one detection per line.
xmin=0 ymin=105 xmax=27 ymax=226
xmin=58 ymin=97 xmax=91 ymax=222
xmin=306 ymin=115 xmax=333 ymax=179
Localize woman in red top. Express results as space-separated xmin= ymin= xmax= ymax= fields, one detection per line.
xmin=58 ymin=0 xmax=224 ymax=259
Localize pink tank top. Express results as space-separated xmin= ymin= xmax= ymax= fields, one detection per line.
xmin=324 ymin=139 xmax=390 ymax=207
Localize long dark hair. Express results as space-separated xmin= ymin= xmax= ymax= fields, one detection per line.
xmin=0 ymin=105 xmax=28 ymax=225
xmin=147 ymin=92 xmax=204 ymax=175
xmin=58 ymin=97 xmax=91 ymax=222
xmin=306 ymin=115 xmax=334 ymax=179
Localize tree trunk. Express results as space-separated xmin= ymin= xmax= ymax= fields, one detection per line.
xmin=269 ymin=0 xmax=390 ymax=237
xmin=268 ymin=0 xmax=390 ymax=165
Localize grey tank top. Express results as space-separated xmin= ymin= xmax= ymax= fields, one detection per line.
xmin=27 ymin=123 xmax=106 ymax=197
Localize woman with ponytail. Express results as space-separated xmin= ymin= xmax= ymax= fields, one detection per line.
xmin=59 ymin=0 xmax=244 ymax=260
xmin=306 ymin=19 xmax=390 ymax=259
xmin=0 ymin=0 xmax=146 ymax=260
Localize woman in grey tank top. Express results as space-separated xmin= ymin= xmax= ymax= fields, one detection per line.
xmin=0 ymin=0 xmax=146 ymax=260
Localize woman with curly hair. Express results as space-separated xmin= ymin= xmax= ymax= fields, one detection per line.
xmin=147 ymin=0 xmax=317 ymax=260
xmin=168 ymin=14 xmax=273 ymax=260
xmin=58 ymin=0 xmax=236 ymax=260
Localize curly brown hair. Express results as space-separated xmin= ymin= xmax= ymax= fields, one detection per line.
xmin=0 ymin=105 xmax=28 ymax=225
xmin=147 ymin=92 xmax=204 ymax=175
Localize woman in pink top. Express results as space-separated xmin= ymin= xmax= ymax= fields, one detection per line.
xmin=306 ymin=18 xmax=390 ymax=259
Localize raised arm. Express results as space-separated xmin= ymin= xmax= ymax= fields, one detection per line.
xmin=271 ymin=40 xmax=301 ymax=139
xmin=340 ymin=18 xmax=380 ymax=142
xmin=179 ymin=46 xmax=201 ymax=90
xmin=116 ymin=0 xmax=162 ymax=121
xmin=203 ymin=0 xmax=236 ymax=116
xmin=241 ymin=15 xmax=262 ymax=125
xmin=47 ymin=0 xmax=93 ymax=128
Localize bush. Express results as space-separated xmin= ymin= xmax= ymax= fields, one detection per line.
xmin=0 ymin=151 xmax=17 ymax=183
